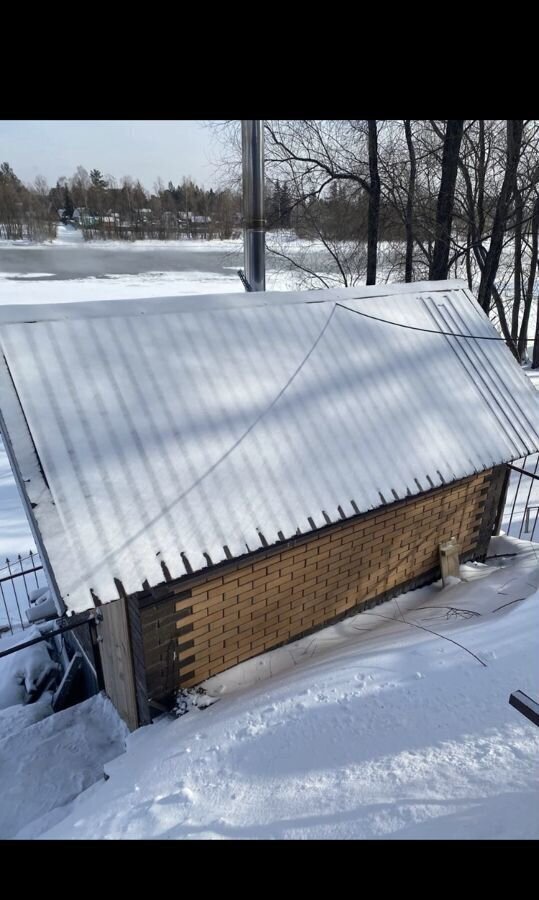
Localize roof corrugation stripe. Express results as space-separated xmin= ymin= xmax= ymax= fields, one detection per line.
xmin=0 ymin=280 xmax=538 ymax=613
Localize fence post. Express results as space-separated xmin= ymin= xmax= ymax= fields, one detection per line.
xmin=6 ymin=557 xmax=24 ymax=630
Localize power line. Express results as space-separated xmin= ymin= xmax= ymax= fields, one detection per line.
xmin=335 ymin=302 xmax=508 ymax=342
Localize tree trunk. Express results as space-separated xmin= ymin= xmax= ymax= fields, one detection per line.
xmin=477 ymin=119 xmax=486 ymax=236
xmin=404 ymin=119 xmax=416 ymax=282
xmin=465 ymin=227 xmax=473 ymax=289
xmin=518 ymin=195 xmax=539 ymax=361
xmin=528 ymin=196 xmax=539 ymax=367
xmin=477 ymin=120 xmax=524 ymax=313
xmin=511 ymin=188 xmax=522 ymax=346
xmin=366 ymin=120 xmax=380 ymax=285
xmin=429 ymin=120 xmax=465 ymax=281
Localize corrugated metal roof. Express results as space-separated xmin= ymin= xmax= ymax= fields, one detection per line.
xmin=1 ymin=280 xmax=538 ymax=613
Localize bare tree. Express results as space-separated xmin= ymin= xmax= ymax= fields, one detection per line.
xmin=528 ymin=195 xmax=539 ymax=366
xmin=477 ymin=120 xmax=524 ymax=312
xmin=264 ymin=120 xmax=379 ymax=285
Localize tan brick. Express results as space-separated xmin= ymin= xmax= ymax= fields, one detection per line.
xmin=145 ymin=471 xmax=495 ymax=692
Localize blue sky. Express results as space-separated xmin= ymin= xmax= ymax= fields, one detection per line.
xmin=0 ymin=121 xmax=224 ymax=190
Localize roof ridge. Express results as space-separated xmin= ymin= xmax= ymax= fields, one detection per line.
xmin=0 ymin=280 xmax=469 ymax=326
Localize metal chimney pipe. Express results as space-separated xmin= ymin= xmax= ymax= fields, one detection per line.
xmin=241 ymin=120 xmax=265 ymax=292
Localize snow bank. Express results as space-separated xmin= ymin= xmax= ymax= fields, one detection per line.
xmin=0 ymin=627 xmax=57 ymax=710
xmin=0 ymin=691 xmax=53 ymax=743
xmin=1 ymin=692 xmax=128 ymax=838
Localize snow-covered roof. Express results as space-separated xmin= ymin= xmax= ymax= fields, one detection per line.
xmin=0 ymin=280 xmax=538 ymax=613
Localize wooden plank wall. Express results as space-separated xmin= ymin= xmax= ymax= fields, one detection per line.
xmin=98 ymin=596 xmax=139 ymax=730
xmin=140 ymin=468 xmax=500 ymax=703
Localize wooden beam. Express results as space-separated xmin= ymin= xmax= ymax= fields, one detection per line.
xmin=98 ymin=597 xmax=138 ymax=731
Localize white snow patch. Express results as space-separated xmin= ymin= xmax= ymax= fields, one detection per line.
xmin=0 ymin=438 xmax=34 ymax=559
xmin=0 ymin=269 xmax=295 ymax=305
xmin=1 ymin=692 xmax=128 ymax=838
xmin=0 ymin=273 xmax=55 ymax=279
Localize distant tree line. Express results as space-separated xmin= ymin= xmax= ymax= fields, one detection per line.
xmin=50 ymin=168 xmax=244 ymax=241
xmin=0 ymin=164 xmax=248 ymax=242
xmin=0 ymin=162 xmax=56 ymax=241
xmin=0 ymin=159 xmax=310 ymax=245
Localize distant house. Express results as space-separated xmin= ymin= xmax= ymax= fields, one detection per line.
xmin=73 ymin=208 xmax=98 ymax=228
xmin=0 ymin=280 xmax=538 ymax=729
xmin=178 ymin=211 xmax=211 ymax=224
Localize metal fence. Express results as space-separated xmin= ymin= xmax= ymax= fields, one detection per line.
xmin=0 ymin=550 xmax=47 ymax=636
xmin=0 ymin=550 xmax=104 ymax=709
xmin=0 ymin=610 xmax=104 ymax=711
xmin=502 ymin=453 xmax=539 ymax=542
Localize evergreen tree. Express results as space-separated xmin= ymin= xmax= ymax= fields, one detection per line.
xmin=0 ymin=162 xmax=20 ymax=187
xmin=280 ymin=181 xmax=291 ymax=228
xmin=63 ymin=185 xmax=74 ymax=219
xmin=267 ymin=180 xmax=281 ymax=229
xmin=90 ymin=169 xmax=108 ymax=189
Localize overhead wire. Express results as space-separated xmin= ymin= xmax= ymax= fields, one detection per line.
xmin=335 ymin=301 xmax=509 ymax=342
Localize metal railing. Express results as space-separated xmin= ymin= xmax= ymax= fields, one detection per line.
xmin=0 ymin=552 xmax=104 ymax=709
xmin=503 ymin=453 xmax=539 ymax=542
xmin=0 ymin=550 xmax=46 ymax=636
xmin=0 ymin=610 xmax=104 ymax=710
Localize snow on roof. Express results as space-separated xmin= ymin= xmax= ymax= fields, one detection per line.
xmin=0 ymin=280 xmax=538 ymax=613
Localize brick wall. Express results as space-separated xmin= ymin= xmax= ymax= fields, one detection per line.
xmin=139 ymin=467 xmax=505 ymax=703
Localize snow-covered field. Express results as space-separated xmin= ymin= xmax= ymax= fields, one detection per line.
xmin=0 ymin=269 xmax=256 ymax=303
xmin=0 ymin=229 xmax=538 ymax=840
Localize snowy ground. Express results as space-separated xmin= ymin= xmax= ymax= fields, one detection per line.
xmin=0 ymin=441 xmax=34 ymax=560
xmin=1 ymin=534 xmax=533 ymax=840
xmin=0 ymin=692 xmax=128 ymax=838
xmin=0 ymin=624 xmax=126 ymax=839
xmin=0 ymin=267 xmax=297 ymax=304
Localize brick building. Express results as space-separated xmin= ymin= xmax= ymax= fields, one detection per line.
xmin=0 ymin=280 xmax=537 ymax=728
